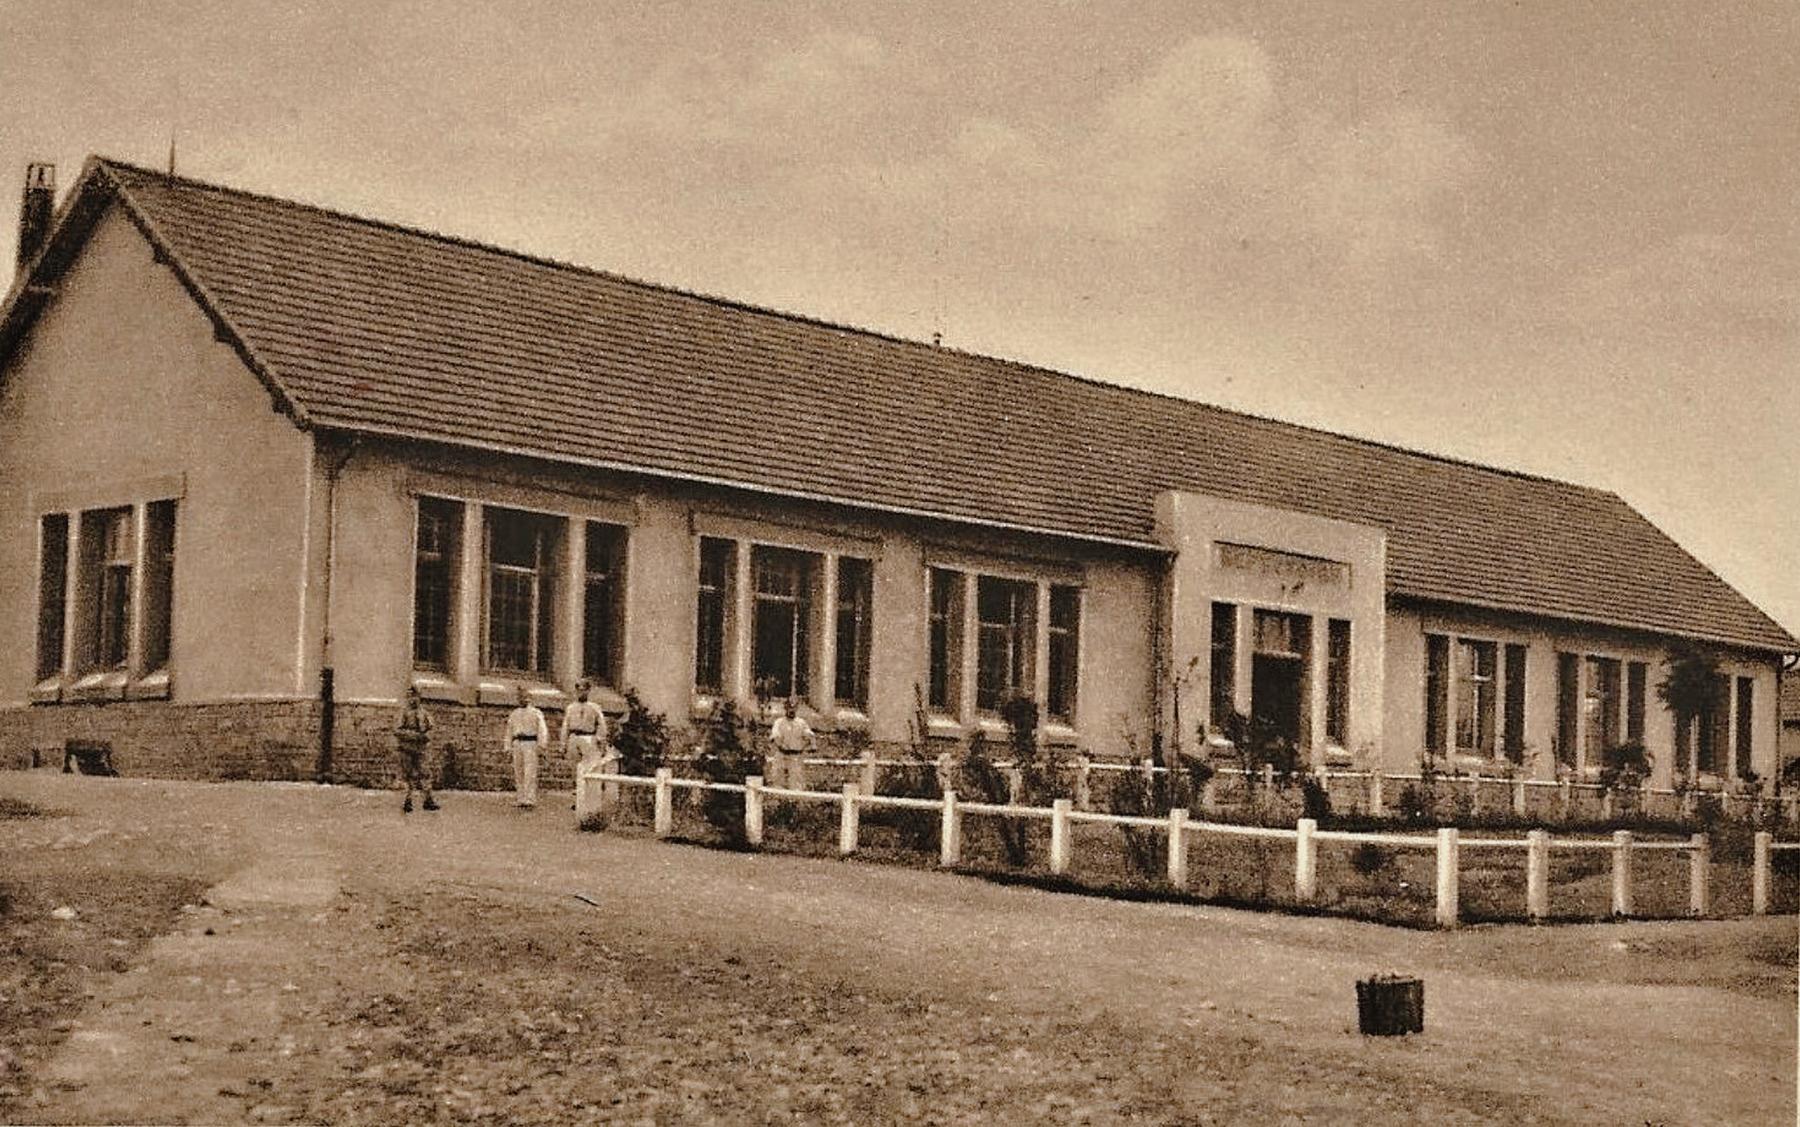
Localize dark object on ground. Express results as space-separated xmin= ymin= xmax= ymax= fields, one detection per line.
xmin=63 ymin=740 xmax=118 ymax=777
xmin=1356 ymin=974 xmax=1424 ymax=1036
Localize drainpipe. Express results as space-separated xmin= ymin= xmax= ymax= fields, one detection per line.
xmin=315 ymin=434 xmax=360 ymax=782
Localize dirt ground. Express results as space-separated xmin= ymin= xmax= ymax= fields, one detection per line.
xmin=1 ymin=770 xmax=1794 ymax=1125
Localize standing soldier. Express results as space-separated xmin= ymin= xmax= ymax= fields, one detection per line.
xmin=396 ymin=686 xmax=439 ymax=813
xmin=505 ymin=686 xmax=548 ymax=808
xmin=562 ymin=679 xmax=610 ymax=805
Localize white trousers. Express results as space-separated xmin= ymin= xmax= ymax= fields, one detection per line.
xmin=510 ymin=740 xmax=539 ymax=806
xmin=568 ymin=734 xmax=606 ymax=779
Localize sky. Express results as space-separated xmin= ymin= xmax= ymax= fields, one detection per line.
xmin=4 ymin=0 xmax=1796 ymax=638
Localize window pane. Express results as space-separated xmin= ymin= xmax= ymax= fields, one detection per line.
xmin=1555 ymin=653 xmax=1579 ymax=768
xmin=927 ymin=569 xmax=962 ymax=712
xmin=35 ymin=514 xmax=68 ymax=681
xmin=694 ymin=538 xmax=733 ymax=694
xmin=584 ymin=522 xmax=627 ymax=685
xmin=1325 ymin=619 xmax=1350 ymax=745
xmin=1582 ymin=657 xmax=1620 ymax=766
xmin=1626 ymin=662 xmax=1647 ymax=745
xmin=1502 ymin=644 xmax=1527 ymax=762
xmin=485 ymin=507 xmax=554 ymax=674
xmin=1425 ymin=635 xmax=1450 ymax=755
xmin=976 ymin=576 xmax=1034 ymax=712
xmin=751 ymin=547 xmax=815 ymax=701
xmin=834 ymin=557 xmax=872 ymax=708
xmin=1209 ymin=602 xmax=1236 ymax=726
xmin=142 ymin=500 xmax=177 ymax=671
xmin=412 ymin=497 xmax=460 ymax=669
xmin=1453 ymin=641 xmax=1497 ymax=755
xmin=1047 ymin=585 xmax=1079 ymax=723
xmin=1698 ymin=674 xmax=1730 ymax=774
xmin=86 ymin=508 xmax=133 ymax=671
xmin=1735 ymin=677 xmax=1754 ymax=779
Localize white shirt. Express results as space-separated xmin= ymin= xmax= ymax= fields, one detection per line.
xmin=506 ymin=705 xmax=549 ymax=745
xmin=769 ymin=714 xmax=816 ymax=753
xmin=562 ymin=700 xmax=608 ymax=745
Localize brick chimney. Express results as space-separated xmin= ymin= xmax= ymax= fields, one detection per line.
xmin=17 ymin=162 xmax=55 ymax=270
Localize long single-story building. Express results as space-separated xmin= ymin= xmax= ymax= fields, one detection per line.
xmin=1 ymin=157 xmax=1793 ymax=791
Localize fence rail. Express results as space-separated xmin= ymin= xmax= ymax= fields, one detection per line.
xmin=577 ymin=768 xmax=1795 ymax=928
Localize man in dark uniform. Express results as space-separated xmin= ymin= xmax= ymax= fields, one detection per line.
xmin=396 ymin=686 xmax=440 ymax=813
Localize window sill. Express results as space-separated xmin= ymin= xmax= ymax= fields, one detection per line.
xmin=29 ymin=677 xmax=62 ymax=705
xmin=477 ymin=678 xmax=566 ymax=709
xmin=1041 ymin=722 xmax=1081 ymax=747
xmin=823 ymin=708 xmax=871 ymax=734
xmin=127 ymin=669 xmax=171 ymax=701
xmin=411 ymin=671 xmax=471 ymax=705
xmin=68 ymin=670 xmax=129 ymax=703
xmin=1321 ymin=743 xmax=1355 ymax=769
xmin=924 ymin=714 xmax=965 ymax=741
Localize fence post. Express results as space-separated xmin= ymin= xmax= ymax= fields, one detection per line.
xmin=1369 ymin=772 xmax=1384 ymax=817
xmin=1467 ymin=775 xmax=1482 ymax=815
xmin=1200 ymin=776 xmax=1217 ymax=815
xmin=1261 ymin=763 xmax=1276 ymax=791
xmin=1526 ymin=829 xmax=1549 ymax=921
xmin=745 ymin=775 xmax=764 ymax=847
xmin=939 ymin=790 xmax=961 ymax=867
xmin=1680 ymin=788 xmax=1696 ymax=820
xmin=1050 ymin=799 xmax=1072 ymax=875
xmin=1600 ymin=788 xmax=1614 ymax=822
xmin=1295 ymin=818 xmax=1318 ymax=903
xmin=936 ymin=751 xmax=953 ymax=792
xmin=1688 ymin=833 xmax=1709 ymax=917
xmin=600 ymin=752 xmax=621 ymax=814
xmin=1511 ymin=777 xmax=1527 ymax=818
xmin=1610 ymin=830 xmax=1634 ymax=917
xmin=1167 ymin=808 xmax=1189 ymax=890
xmin=1435 ymin=827 xmax=1460 ymax=928
xmin=574 ymin=767 xmax=594 ymax=822
xmin=839 ymin=783 xmax=860 ymax=856
xmin=653 ymin=767 xmax=673 ymax=838
xmin=1075 ymin=757 xmax=1092 ymax=811
xmin=1559 ymin=778 xmax=1572 ymax=819
xmin=1007 ymin=767 xmax=1024 ymax=806
xmin=860 ymin=750 xmax=878 ymax=797
xmin=791 ymin=756 xmax=808 ymax=793
xmin=1753 ymin=831 xmax=1772 ymax=915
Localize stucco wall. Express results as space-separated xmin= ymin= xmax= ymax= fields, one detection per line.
xmin=1384 ymin=601 xmax=1783 ymax=787
xmin=0 ymin=205 xmax=313 ymax=710
xmin=321 ymin=440 xmax=1161 ymax=758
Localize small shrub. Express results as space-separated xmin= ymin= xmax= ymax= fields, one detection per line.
xmin=1396 ymin=783 xmax=1432 ymax=825
xmin=692 ymin=699 xmax=759 ymax=846
xmin=1349 ymin=842 xmax=1391 ymax=876
xmin=577 ymin=810 xmax=609 ymax=833
xmin=1300 ymin=774 xmax=1332 ymax=823
xmin=612 ymin=688 xmax=672 ymax=776
xmin=1106 ymin=764 xmax=1164 ymax=880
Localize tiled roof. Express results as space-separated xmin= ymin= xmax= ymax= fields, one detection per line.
xmin=1783 ymin=672 xmax=1800 ymax=723
xmin=12 ymin=158 xmax=1797 ymax=653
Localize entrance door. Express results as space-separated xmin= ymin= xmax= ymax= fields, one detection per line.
xmin=1252 ymin=654 xmax=1304 ymax=750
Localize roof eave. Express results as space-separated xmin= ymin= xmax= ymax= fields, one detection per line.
xmin=1389 ymin=590 xmax=1798 ymax=657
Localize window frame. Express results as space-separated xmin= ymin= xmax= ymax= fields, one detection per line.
xmin=975 ymin=574 xmax=1037 ymax=715
xmin=35 ymin=513 xmax=69 ymax=683
xmin=582 ymin=520 xmax=628 ymax=689
xmin=482 ymin=506 xmax=559 ymax=677
xmin=411 ymin=495 xmax=462 ymax=672
xmin=750 ymin=544 xmax=817 ymax=703
xmin=1046 ymin=584 xmax=1081 ymax=725
xmin=833 ymin=556 xmax=874 ymax=711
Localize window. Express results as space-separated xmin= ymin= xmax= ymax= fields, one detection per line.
xmin=583 ymin=522 xmax=627 ymax=687
xmin=1583 ymin=656 xmax=1621 ymax=763
xmin=1425 ymin=634 xmax=1450 ymax=755
xmin=1555 ymin=652 xmax=1579 ymax=768
xmin=1047 ymin=585 xmax=1080 ymax=723
xmin=35 ymin=513 xmax=68 ymax=682
xmin=1735 ymin=677 xmax=1754 ymax=779
xmin=1503 ymin=643 xmax=1527 ymax=762
xmin=751 ymin=546 xmax=815 ymax=701
xmin=1209 ymin=602 xmax=1237 ymax=725
xmin=412 ymin=497 xmax=462 ymax=669
xmin=1251 ymin=610 xmax=1310 ymax=748
xmin=1626 ymin=661 xmax=1647 ymax=745
xmin=1455 ymin=640 xmax=1497 ymax=756
xmin=976 ymin=576 xmax=1035 ymax=712
xmin=484 ymin=507 xmax=558 ymax=674
xmin=141 ymin=501 xmax=176 ymax=671
xmin=694 ymin=538 xmax=735 ymax=695
xmin=927 ymin=568 xmax=963 ymax=713
xmin=1325 ymin=619 xmax=1351 ymax=745
xmin=82 ymin=508 xmax=134 ymax=671
xmin=834 ymin=557 xmax=873 ymax=709
xmin=1697 ymin=673 xmax=1730 ymax=775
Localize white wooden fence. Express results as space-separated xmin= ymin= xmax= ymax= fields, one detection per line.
xmin=576 ymin=767 xmax=1797 ymax=927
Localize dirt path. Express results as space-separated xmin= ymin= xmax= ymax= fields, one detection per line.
xmin=4 ymin=771 xmax=1795 ymax=1124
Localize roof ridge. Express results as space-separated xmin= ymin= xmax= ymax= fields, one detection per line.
xmin=94 ymin=156 xmax=1612 ymax=499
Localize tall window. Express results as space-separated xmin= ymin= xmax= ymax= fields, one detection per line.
xmin=141 ymin=501 xmax=177 ymax=672
xmin=694 ymin=538 xmax=734 ymax=695
xmin=485 ymin=507 xmax=557 ymax=674
xmin=1455 ymin=640 xmax=1497 ymax=756
xmin=1735 ymin=677 xmax=1755 ymax=779
xmin=975 ymin=576 xmax=1035 ymax=712
xmin=1626 ymin=661 xmax=1648 ymax=745
xmin=1503 ymin=643 xmax=1527 ymax=762
xmin=1555 ymin=652 xmax=1579 ymax=768
xmin=1325 ymin=619 xmax=1351 ymax=745
xmin=1425 ymin=634 xmax=1450 ymax=756
xmin=1209 ymin=602 xmax=1237 ymax=726
xmin=752 ymin=546 xmax=815 ymax=700
xmin=834 ymin=557 xmax=873 ymax=710
xmin=1583 ymin=656 xmax=1621 ymax=762
xmin=412 ymin=497 xmax=462 ymax=669
xmin=1697 ymin=673 xmax=1730 ymax=775
xmin=35 ymin=513 xmax=68 ymax=682
xmin=927 ymin=568 xmax=963 ymax=713
xmin=1047 ymin=585 xmax=1080 ymax=723
xmin=583 ymin=522 xmax=627 ymax=687
xmin=87 ymin=508 xmax=134 ymax=670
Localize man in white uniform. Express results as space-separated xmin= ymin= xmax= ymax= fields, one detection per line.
xmin=561 ymin=679 xmax=610 ymax=804
xmin=505 ymin=686 xmax=549 ymax=808
xmin=767 ymin=697 xmax=817 ymax=789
